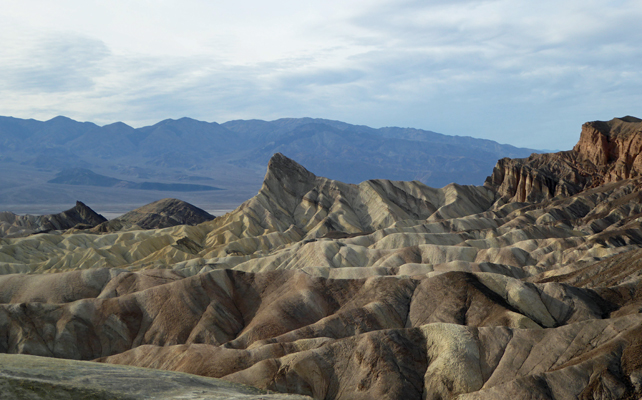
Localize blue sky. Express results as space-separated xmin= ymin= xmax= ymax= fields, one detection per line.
xmin=1 ymin=0 xmax=640 ymax=150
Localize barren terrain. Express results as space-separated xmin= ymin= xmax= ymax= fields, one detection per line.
xmin=1 ymin=117 xmax=642 ymax=399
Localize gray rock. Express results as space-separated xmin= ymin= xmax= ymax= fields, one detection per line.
xmin=0 ymin=353 xmax=311 ymax=399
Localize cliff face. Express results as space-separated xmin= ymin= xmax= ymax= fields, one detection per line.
xmin=484 ymin=151 xmax=592 ymax=203
xmin=486 ymin=116 xmax=642 ymax=203
xmin=573 ymin=116 xmax=642 ymax=181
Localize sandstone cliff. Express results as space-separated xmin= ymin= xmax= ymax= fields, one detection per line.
xmin=485 ymin=116 xmax=642 ymax=202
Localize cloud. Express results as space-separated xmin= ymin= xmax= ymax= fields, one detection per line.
xmin=0 ymin=32 xmax=109 ymax=93
xmin=0 ymin=0 xmax=640 ymax=150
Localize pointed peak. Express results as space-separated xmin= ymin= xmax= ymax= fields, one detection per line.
xmin=260 ymin=153 xmax=318 ymax=204
xmin=72 ymin=201 xmax=107 ymax=222
xmin=266 ymin=153 xmax=316 ymax=181
xmin=268 ymin=152 xmax=296 ymax=166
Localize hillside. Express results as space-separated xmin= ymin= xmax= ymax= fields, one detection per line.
xmin=2 ymin=117 xmax=642 ymax=399
xmin=0 ymin=201 xmax=106 ymax=238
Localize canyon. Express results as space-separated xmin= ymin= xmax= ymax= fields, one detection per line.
xmin=1 ymin=116 xmax=642 ymax=399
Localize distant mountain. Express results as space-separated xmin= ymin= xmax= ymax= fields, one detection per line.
xmin=49 ymin=168 xmax=122 ymax=187
xmin=0 ymin=115 xmax=540 ymax=209
xmin=232 ymin=122 xmax=535 ymax=186
xmin=49 ymin=168 xmax=222 ymax=192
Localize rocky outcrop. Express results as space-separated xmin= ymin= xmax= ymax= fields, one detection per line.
xmin=0 ymin=198 xmax=213 ymax=238
xmin=209 ymin=152 xmax=497 ymax=242
xmin=484 ymin=151 xmax=595 ymax=203
xmin=574 ymin=116 xmax=642 ymax=182
xmin=0 ymin=201 xmax=106 ymax=238
xmin=485 ymin=116 xmax=642 ymax=203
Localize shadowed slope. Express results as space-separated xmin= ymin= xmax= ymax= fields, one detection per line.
xmin=0 ymin=265 xmax=638 ymax=399
xmin=93 ymin=198 xmax=215 ymax=231
xmin=0 ymin=201 xmax=106 ymax=238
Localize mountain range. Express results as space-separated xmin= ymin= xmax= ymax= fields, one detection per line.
xmin=0 ymin=115 xmax=539 ymax=213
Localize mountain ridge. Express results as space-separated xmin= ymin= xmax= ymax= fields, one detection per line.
xmin=0 ymin=200 xmax=107 ymax=237
xmin=0 ymin=115 xmax=539 ymax=192
xmin=3 ymin=116 xmax=642 ymax=398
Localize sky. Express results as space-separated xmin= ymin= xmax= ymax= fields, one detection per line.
xmin=0 ymin=0 xmax=640 ymax=150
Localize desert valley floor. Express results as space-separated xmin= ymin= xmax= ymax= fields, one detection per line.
xmin=2 ymin=117 xmax=642 ymax=399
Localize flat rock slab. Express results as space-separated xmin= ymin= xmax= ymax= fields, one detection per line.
xmin=0 ymin=353 xmax=311 ymax=400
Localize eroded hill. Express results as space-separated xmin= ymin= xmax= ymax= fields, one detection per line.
xmin=2 ymin=117 xmax=642 ymax=399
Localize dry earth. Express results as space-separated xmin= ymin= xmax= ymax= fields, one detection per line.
xmin=0 ymin=353 xmax=311 ymax=399
xmin=0 ymin=201 xmax=106 ymax=238
xmin=2 ymin=116 xmax=642 ymax=399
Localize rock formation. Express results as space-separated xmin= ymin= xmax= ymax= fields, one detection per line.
xmin=2 ymin=117 xmax=642 ymax=399
xmin=574 ymin=116 xmax=642 ymax=181
xmin=0 ymin=201 xmax=106 ymax=238
xmin=485 ymin=116 xmax=642 ymax=203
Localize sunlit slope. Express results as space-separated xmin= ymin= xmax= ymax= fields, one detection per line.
xmin=2 ymin=266 xmax=641 ymax=399
xmin=2 ymin=154 xmax=641 ymax=282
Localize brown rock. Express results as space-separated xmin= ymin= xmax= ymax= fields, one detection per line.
xmin=486 ymin=116 xmax=642 ymax=203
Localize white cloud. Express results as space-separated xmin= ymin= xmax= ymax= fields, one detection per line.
xmin=0 ymin=0 xmax=640 ymax=149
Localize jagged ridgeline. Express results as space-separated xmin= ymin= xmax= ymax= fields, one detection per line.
xmin=1 ymin=117 xmax=642 ymax=399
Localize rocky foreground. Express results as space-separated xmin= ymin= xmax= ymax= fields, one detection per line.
xmin=2 ymin=117 xmax=642 ymax=399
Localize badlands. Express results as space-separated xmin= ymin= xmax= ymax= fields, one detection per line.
xmin=1 ymin=117 xmax=642 ymax=399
